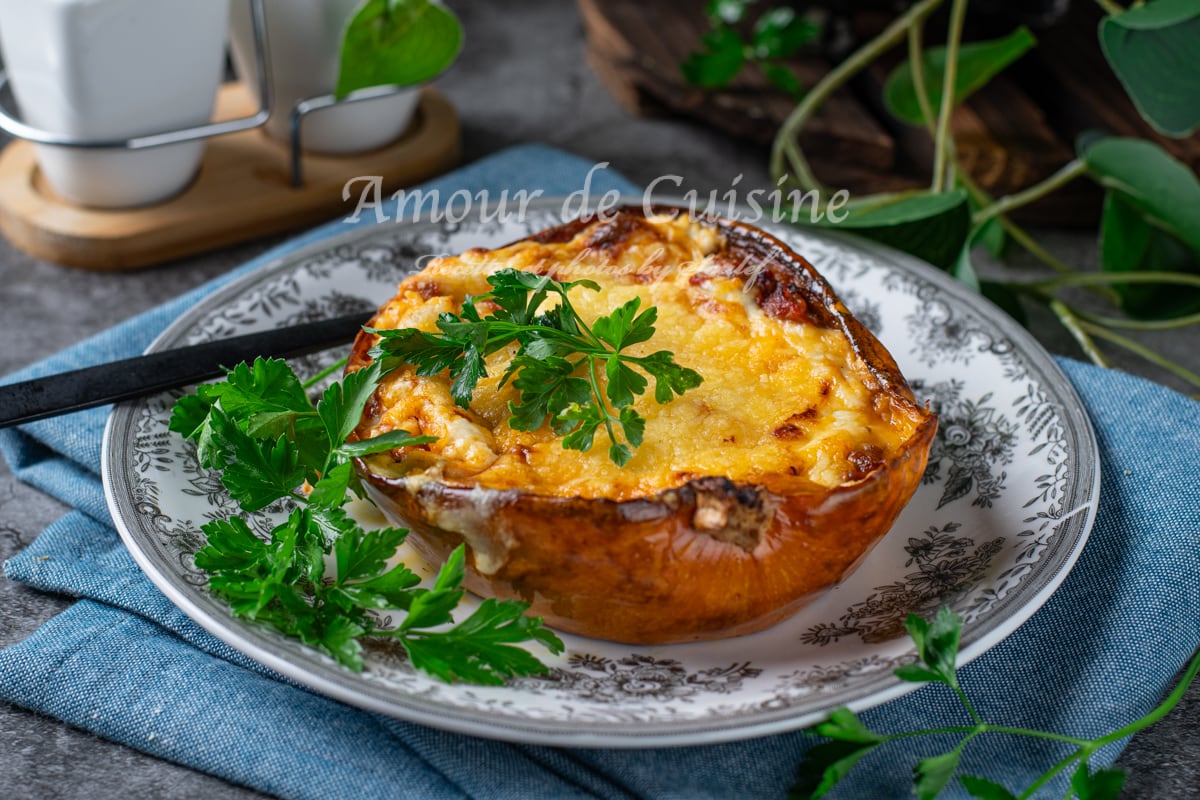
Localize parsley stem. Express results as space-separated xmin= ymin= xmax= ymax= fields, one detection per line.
xmin=1016 ymin=749 xmax=1084 ymax=800
xmin=887 ymin=723 xmax=1094 ymax=748
xmin=302 ymin=357 xmax=349 ymax=389
xmin=982 ymin=725 xmax=1092 ymax=746
xmin=556 ymin=288 xmax=605 ymax=351
xmin=953 ymin=681 xmax=984 ymax=725
xmin=587 ymin=356 xmax=620 ymax=445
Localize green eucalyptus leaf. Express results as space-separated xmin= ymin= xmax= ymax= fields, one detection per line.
xmin=894 ymin=663 xmax=945 ymax=684
xmin=978 ymin=217 xmax=1006 ymax=258
xmin=337 ymin=0 xmax=463 ymax=99
xmin=1082 ymin=137 xmax=1200 ymax=254
xmin=884 ymin=27 xmax=1036 ymax=126
xmin=954 ymin=215 xmax=1026 ymax=326
xmin=1099 ymin=0 xmax=1200 ymax=137
xmin=1098 ymin=192 xmax=1200 ymax=319
xmin=814 ymin=190 xmax=971 ymax=271
xmin=1087 ymin=138 xmax=1200 ymax=319
xmin=965 ymin=189 xmax=1007 ymax=258
xmin=953 ymin=238 xmax=982 ymax=292
xmin=950 ymin=230 xmax=1027 ymax=326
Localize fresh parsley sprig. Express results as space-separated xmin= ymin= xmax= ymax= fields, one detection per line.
xmin=369 ymin=268 xmax=703 ymax=466
xmin=169 ymin=356 xmax=564 ymax=680
xmin=792 ymin=607 xmax=1200 ymax=800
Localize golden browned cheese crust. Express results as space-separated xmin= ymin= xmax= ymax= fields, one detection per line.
xmin=357 ymin=212 xmax=922 ymax=498
xmin=349 ymin=208 xmax=937 ymax=644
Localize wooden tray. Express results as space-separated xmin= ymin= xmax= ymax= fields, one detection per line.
xmin=0 ymin=84 xmax=460 ymax=271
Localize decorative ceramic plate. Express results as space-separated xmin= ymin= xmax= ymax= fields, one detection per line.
xmin=103 ymin=201 xmax=1100 ymax=747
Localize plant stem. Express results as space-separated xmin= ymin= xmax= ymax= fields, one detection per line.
xmin=1050 ymin=301 xmax=1110 ymax=368
xmin=1094 ymin=0 xmax=1126 ymax=16
xmin=908 ymin=23 xmax=936 ymax=129
xmin=1079 ymin=321 xmax=1200 ymax=389
xmin=960 ymin=168 xmax=1125 ymax=303
xmin=587 ymin=357 xmax=620 ymax=446
xmin=956 ymin=169 xmax=1091 ymax=282
xmin=983 ymin=725 xmax=1091 ymax=747
xmin=1030 ymin=271 xmax=1200 ymax=293
xmin=769 ymin=0 xmax=944 ymax=188
xmin=892 ymin=720 xmax=1091 ymax=746
xmin=973 ymin=159 xmax=1087 ymax=224
xmin=954 ymin=683 xmax=984 ymax=725
xmin=1017 ymin=749 xmax=1084 ymax=800
xmin=931 ymin=0 xmax=968 ymax=191
xmin=908 ymin=25 xmax=962 ymax=193
xmin=888 ymin=725 xmax=979 ymax=740
xmin=1073 ymin=308 xmax=1200 ymax=331
xmin=997 ymin=220 xmax=1076 ymax=276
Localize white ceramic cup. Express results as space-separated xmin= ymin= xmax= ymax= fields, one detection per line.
xmin=0 ymin=0 xmax=229 ymax=209
xmin=228 ymin=0 xmax=420 ymax=156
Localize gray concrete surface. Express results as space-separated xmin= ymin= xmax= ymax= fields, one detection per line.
xmin=1 ymin=2 xmax=1196 ymax=798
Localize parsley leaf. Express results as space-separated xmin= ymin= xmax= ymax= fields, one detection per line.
xmin=391 ymin=547 xmax=565 ymax=684
xmin=174 ymin=357 xmax=563 ymax=680
xmin=898 ymin=607 xmax=963 ymax=689
xmin=372 ymin=269 xmax=703 ymax=465
xmin=318 ymin=362 xmax=383 ymax=450
xmin=206 ymin=409 xmax=304 ymax=513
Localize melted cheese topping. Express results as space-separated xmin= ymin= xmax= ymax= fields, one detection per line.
xmin=359 ymin=214 xmax=921 ymax=501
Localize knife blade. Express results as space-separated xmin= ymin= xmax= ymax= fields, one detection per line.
xmin=0 ymin=312 xmax=371 ymax=430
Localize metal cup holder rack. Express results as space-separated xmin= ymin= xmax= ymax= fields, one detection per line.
xmin=0 ymin=0 xmax=419 ymax=188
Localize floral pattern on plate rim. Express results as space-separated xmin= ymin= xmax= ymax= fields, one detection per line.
xmin=103 ymin=204 xmax=1098 ymax=745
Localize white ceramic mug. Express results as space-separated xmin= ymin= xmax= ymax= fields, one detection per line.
xmin=0 ymin=0 xmax=229 ymax=209
xmin=228 ymin=0 xmax=420 ymax=156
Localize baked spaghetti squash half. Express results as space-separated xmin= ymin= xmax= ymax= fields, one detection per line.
xmin=348 ymin=207 xmax=937 ymax=644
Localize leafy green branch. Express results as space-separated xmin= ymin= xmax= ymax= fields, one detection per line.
xmin=792 ymin=608 xmax=1200 ymax=800
xmin=170 ymin=356 xmax=564 ymax=680
xmin=744 ymin=0 xmax=1200 ymax=392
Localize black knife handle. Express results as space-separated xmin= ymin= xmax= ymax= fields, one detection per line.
xmin=0 ymin=312 xmax=371 ymax=430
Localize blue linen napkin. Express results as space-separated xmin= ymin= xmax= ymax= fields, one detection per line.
xmin=2 ymin=144 xmax=1199 ymax=800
